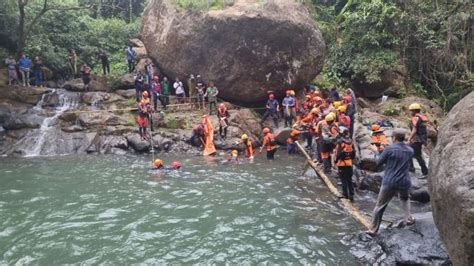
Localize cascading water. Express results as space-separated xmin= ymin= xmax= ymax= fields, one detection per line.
xmin=16 ymin=90 xmax=80 ymax=157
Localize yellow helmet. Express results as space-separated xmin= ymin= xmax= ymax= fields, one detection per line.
xmin=154 ymin=159 xmax=162 ymax=167
xmin=325 ymin=112 xmax=336 ymax=122
xmin=333 ymin=101 xmax=342 ymax=109
xmin=290 ymin=90 xmax=296 ymax=96
xmin=338 ymin=106 xmax=346 ymax=113
xmin=241 ymin=134 xmax=249 ymax=140
xmin=409 ymin=103 xmax=421 ymax=110
xmin=231 ymin=150 xmax=238 ymax=156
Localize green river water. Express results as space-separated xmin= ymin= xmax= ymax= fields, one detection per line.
xmin=0 ymin=154 xmax=364 ymax=264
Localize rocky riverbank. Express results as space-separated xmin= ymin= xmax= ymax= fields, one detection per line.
xmin=0 ymin=84 xmax=263 ymax=157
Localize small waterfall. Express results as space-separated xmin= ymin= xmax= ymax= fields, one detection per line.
xmin=21 ymin=90 xmax=79 ymax=157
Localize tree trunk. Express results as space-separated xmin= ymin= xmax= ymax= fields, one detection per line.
xmin=17 ymin=0 xmax=26 ymax=57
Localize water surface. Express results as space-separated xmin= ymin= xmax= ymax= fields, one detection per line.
xmin=0 ymin=154 xmax=361 ymax=264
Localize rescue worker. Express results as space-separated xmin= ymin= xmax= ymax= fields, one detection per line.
xmin=241 ymin=134 xmax=255 ymax=159
xmin=371 ymin=124 xmax=388 ymax=160
xmin=300 ymin=107 xmax=320 ymax=149
xmin=137 ymin=91 xmax=151 ymax=140
xmin=260 ymin=127 xmax=277 ymax=160
xmin=227 ymin=149 xmax=240 ymax=163
xmin=153 ymin=159 xmax=182 ymax=170
xmin=408 ymin=103 xmax=428 ymax=177
xmin=287 ymin=129 xmax=299 ymax=154
xmin=190 ymin=123 xmax=205 ymax=147
xmin=335 ymin=127 xmax=355 ymax=201
xmin=282 ymin=90 xmax=295 ymax=127
xmin=217 ymin=103 xmax=230 ymax=139
xmin=337 ymin=106 xmax=351 ymax=129
xmin=316 ymin=112 xmax=339 ymax=173
xmin=261 ymin=94 xmax=280 ymax=128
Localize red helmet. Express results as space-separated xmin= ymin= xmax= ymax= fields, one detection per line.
xmin=142 ymin=91 xmax=149 ymax=98
xmin=344 ymin=95 xmax=352 ymax=103
xmin=171 ymin=161 xmax=181 ymax=170
xmin=263 ymin=128 xmax=270 ymax=134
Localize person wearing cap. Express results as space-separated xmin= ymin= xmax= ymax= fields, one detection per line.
xmin=261 ymin=93 xmax=280 ymax=128
xmin=370 ymin=124 xmax=388 ymax=159
xmin=240 ymin=134 xmax=255 ymax=159
xmin=408 ymin=103 xmax=429 ymax=178
xmin=316 ymin=112 xmax=339 ymax=173
xmin=282 ymin=90 xmax=296 ymax=127
xmin=366 ymin=129 xmax=415 ymax=236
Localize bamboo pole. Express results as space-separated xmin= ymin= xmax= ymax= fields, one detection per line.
xmin=295 ymin=141 xmax=371 ymax=230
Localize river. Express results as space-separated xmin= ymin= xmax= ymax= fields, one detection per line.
xmin=0 ymin=154 xmax=365 ymax=264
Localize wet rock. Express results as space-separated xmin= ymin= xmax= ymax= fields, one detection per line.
xmin=63 ymin=77 xmax=107 ymax=92
xmin=345 ymin=212 xmax=450 ymax=264
xmin=0 ymin=86 xmax=52 ymax=105
xmin=230 ymin=108 xmax=262 ymax=139
xmin=429 ymin=91 xmax=474 ymax=266
xmin=100 ymin=135 xmax=129 ymax=153
xmin=77 ymin=112 xmax=128 ymax=128
xmin=126 ymin=133 xmax=150 ymax=152
xmin=357 ymin=171 xmax=382 ymax=193
xmin=141 ymin=0 xmax=325 ymax=104
xmin=3 ymin=113 xmax=44 ymax=130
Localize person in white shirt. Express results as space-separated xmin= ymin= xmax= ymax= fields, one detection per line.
xmin=174 ymin=77 xmax=186 ymax=103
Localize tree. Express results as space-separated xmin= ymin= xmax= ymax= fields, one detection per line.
xmin=16 ymin=0 xmax=91 ymax=56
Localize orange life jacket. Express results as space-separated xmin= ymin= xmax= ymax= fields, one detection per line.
xmin=263 ymin=133 xmax=277 ymax=151
xmin=336 ymin=140 xmax=354 ymax=167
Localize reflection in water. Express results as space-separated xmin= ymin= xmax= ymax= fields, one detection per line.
xmin=0 ymin=154 xmax=361 ymax=264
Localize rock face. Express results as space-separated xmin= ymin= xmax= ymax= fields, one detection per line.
xmin=351 ymin=70 xmax=407 ymax=99
xmin=345 ymin=212 xmax=450 ymax=264
xmin=429 ymin=91 xmax=474 ymax=266
xmin=141 ymin=0 xmax=326 ymax=104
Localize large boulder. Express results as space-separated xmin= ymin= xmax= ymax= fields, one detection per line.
xmin=429 ymin=91 xmax=474 ymax=266
xmin=141 ymin=0 xmax=326 ymax=104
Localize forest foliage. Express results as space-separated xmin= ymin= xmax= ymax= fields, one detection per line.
xmin=0 ymin=0 xmax=472 ymax=110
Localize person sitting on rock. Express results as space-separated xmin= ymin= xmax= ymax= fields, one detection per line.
xmin=137 ymin=91 xmax=151 ymax=140
xmin=371 ymin=124 xmax=388 ymax=160
xmin=81 ymin=63 xmax=91 ymax=91
xmin=260 ymin=127 xmax=278 ymax=160
xmin=334 ymin=126 xmax=355 ymax=201
xmin=366 ymin=129 xmax=415 ymax=236
xmin=240 ymin=134 xmax=255 ymax=159
xmin=217 ymin=103 xmax=230 ymax=139
xmin=261 ymin=93 xmax=280 ymax=128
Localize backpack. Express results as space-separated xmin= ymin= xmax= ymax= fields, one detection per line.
xmin=410 ymin=114 xmax=428 ymax=142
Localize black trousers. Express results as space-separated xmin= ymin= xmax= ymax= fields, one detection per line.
xmin=410 ymin=142 xmax=428 ymax=175
xmin=101 ymin=60 xmax=110 ymax=75
xmin=338 ymin=166 xmax=354 ymax=199
xmin=261 ymin=111 xmax=278 ymax=127
xmin=266 ymin=149 xmax=276 ymax=160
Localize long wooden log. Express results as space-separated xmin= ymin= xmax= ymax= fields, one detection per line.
xmin=295 ymin=141 xmax=371 ymax=230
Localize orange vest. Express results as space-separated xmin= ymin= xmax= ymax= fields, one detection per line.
xmin=336 ymin=141 xmax=353 ymax=167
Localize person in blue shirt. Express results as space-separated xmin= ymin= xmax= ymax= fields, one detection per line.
xmin=282 ymin=90 xmax=295 ymax=127
xmin=366 ymin=129 xmax=415 ymax=236
xmin=260 ymin=93 xmax=280 ymax=128
xmin=125 ymin=45 xmax=136 ymax=73
xmin=18 ymin=53 xmax=31 ymax=87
